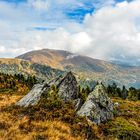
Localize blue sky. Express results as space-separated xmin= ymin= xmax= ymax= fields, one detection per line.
xmin=0 ymin=0 xmax=133 ymax=29
xmin=0 ymin=0 xmax=140 ymax=66
xmin=0 ymin=0 xmax=132 ymax=25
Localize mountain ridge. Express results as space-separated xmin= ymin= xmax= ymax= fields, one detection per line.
xmin=16 ymin=48 xmax=140 ymax=88
xmin=0 ymin=48 xmax=140 ymax=88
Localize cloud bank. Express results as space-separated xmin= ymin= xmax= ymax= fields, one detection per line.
xmin=0 ymin=0 xmax=140 ymax=66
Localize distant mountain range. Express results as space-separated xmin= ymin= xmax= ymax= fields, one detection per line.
xmin=0 ymin=49 xmax=140 ymax=88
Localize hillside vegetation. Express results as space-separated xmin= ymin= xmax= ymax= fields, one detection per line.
xmin=0 ymin=73 xmax=37 ymax=94
xmin=0 ymin=58 xmax=63 ymax=81
xmin=0 ymin=73 xmax=140 ymax=140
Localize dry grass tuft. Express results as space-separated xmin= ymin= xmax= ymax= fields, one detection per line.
xmin=0 ymin=93 xmax=99 ymax=140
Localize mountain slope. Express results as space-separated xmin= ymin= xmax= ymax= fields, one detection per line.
xmin=0 ymin=58 xmax=63 ymax=81
xmin=17 ymin=49 xmax=110 ymax=72
xmin=17 ymin=49 xmax=140 ymax=88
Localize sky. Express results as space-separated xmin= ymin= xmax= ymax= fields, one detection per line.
xmin=0 ymin=0 xmax=140 ymax=66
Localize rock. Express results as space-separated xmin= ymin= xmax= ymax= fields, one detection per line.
xmin=47 ymin=72 xmax=67 ymax=86
xmin=16 ymin=83 xmax=50 ymax=107
xmin=77 ymin=84 xmax=115 ymax=124
xmin=16 ymin=72 xmax=78 ymax=107
xmin=16 ymin=72 xmax=116 ymax=125
xmin=57 ymin=72 xmax=78 ymax=102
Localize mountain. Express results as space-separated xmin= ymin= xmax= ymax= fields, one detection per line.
xmin=17 ymin=49 xmax=110 ymax=71
xmin=17 ymin=49 xmax=140 ymax=88
xmin=0 ymin=58 xmax=63 ymax=81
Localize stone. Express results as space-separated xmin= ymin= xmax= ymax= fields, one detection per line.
xmin=16 ymin=83 xmax=50 ymax=107
xmin=57 ymin=71 xmax=78 ymax=102
xmin=47 ymin=72 xmax=67 ymax=86
xmin=77 ymin=84 xmax=115 ymax=124
xmin=16 ymin=73 xmax=115 ymax=125
xmin=16 ymin=72 xmax=78 ymax=107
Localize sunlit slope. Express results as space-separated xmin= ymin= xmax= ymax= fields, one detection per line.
xmin=0 ymin=58 xmax=63 ymax=80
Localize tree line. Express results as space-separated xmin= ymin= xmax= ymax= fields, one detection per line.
xmin=0 ymin=72 xmax=140 ymax=101
xmin=0 ymin=73 xmax=37 ymax=90
xmin=107 ymin=82 xmax=140 ymax=101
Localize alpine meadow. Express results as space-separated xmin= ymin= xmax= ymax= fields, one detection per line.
xmin=0 ymin=0 xmax=140 ymax=140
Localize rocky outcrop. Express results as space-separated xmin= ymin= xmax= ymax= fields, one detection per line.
xmin=16 ymin=72 xmax=78 ymax=106
xmin=57 ymin=72 xmax=78 ymax=102
xmin=16 ymin=72 xmax=115 ymax=125
xmin=77 ymin=84 xmax=115 ymax=124
xmin=16 ymin=83 xmax=50 ymax=107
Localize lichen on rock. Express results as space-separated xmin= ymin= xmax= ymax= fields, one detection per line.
xmin=16 ymin=72 xmax=78 ymax=106
xmin=57 ymin=71 xmax=78 ymax=102
xmin=77 ymin=84 xmax=115 ymax=124
xmin=16 ymin=83 xmax=50 ymax=107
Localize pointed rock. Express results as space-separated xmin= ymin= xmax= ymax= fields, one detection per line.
xmin=16 ymin=72 xmax=78 ymax=107
xmin=47 ymin=72 xmax=67 ymax=86
xmin=57 ymin=72 xmax=78 ymax=102
xmin=77 ymin=84 xmax=115 ymax=124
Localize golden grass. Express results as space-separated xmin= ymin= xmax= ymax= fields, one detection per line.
xmin=99 ymin=98 xmax=140 ymax=139
xmin=0 ymin=94 xmax=23 ymax=108
xmin=0 ymin=92 xmax=140 ymax=140
xmin=0 ymin=94 xmax=86 ymax=140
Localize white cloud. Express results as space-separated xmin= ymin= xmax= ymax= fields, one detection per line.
xmin=28 ymin=0 xmax=49 ymax=11
xmin=0 ymin=45 xmax=6 ymax=53
xmin=82 ymin=0 xmax=140 ymax=65
xmin=0 ymin=0 xmax=140 ymax=66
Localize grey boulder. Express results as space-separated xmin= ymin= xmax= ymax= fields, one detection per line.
xmin=57 ymin=71 xmax=78 ymax=102
xmin=16 ymin=83 xmax=50 ymax=107
xmin=16 ymin=72 xmax=78 ymax=107
xmin=77 ymin=84 xmax=115 ymax=124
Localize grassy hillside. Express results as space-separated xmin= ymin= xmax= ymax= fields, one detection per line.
xmin=0 ymin=73 xmax=32 ymax=95
xmin=0 ymin=75 xmax=140 ymax=140
xmin=0 ymin=93 xmax=140 ymax=140
xmin=0 ymin=58 xmax=64 ymax=81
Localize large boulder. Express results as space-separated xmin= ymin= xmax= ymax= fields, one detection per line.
xmin=57 ymin=72 xmax=78 ymax=102
xmin=77 ymin=84 xmax=115 ymax=124
xmin=16 ymin=72 xmax=78 ymax=107
xmin=16 ymin=83 xmax=50 ymax=107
